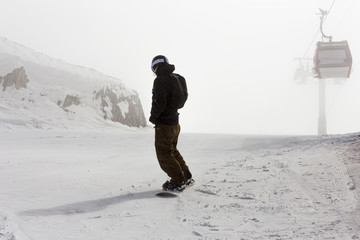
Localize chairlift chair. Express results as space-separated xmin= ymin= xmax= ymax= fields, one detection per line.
xmin=313 ymin=40 xmax=352 ymax=79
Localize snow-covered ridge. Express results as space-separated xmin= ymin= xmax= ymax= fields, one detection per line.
xmin=0 ymin=36 xmax=120 ymax=83
xmin=0 ymin=37 xmax=146 ymax=129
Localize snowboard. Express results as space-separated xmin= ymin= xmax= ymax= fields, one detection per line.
xmin=155 ymin=192 xmax=178 ymax=198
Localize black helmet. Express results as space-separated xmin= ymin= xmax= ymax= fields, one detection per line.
xmin=151 ymin=55 xmax=169 ymax=73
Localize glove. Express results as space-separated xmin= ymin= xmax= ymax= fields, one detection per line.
xmin=149 ymin=116 xmax=157 ymax=125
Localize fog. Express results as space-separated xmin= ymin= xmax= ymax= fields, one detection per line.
xmin=1 ymin=0 xmax=359 ymax=135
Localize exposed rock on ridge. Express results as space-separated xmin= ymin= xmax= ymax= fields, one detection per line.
xmin=62 ymin=95 xmax=81 ymax=108
xmin=1 ymin=67 xmax=29 ymax=91
xmin=95 ymin=87 xmax=146 ymax=128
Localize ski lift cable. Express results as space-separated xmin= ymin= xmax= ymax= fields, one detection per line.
xmin=333 ymin=0 xmax=358 ymax=74
xmin=334 ymin=0 xmax=357 ymax=32
xmin=302 ymin=0 xmax=336 ymax=58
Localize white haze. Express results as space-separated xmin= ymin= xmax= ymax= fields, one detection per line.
xmin=1 ymin=0 xmax=359 ymax=135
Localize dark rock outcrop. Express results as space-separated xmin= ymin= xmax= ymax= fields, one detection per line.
xmin=95 ymin=87 xmax=146 ymax=127
xmin=62 ymin=95 xmax=81 ymax=108
xmin=1 ymin=67 xmax=29 ymax=91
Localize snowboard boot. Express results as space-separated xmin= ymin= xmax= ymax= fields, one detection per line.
xmin=183 ymin=169 xmax=194 ymax=185
xmin=162 ymin=172 xmax=186 ymax=191
xmin=162 ymin=179 xmax=186 ymax=191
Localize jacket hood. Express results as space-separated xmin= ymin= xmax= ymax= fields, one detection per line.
xmin=156 ymin=64 xmax=175 ymax=76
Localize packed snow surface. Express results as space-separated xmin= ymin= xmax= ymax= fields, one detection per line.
xmin=0 ymin=126 xmax=359 ymax=240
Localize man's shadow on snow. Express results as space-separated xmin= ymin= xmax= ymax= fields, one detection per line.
xmin=19 ymin=190 xmax=163 ymax=217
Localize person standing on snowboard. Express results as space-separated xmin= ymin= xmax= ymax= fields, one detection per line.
xmin=149 ymin=55 xmax=193 ymax=191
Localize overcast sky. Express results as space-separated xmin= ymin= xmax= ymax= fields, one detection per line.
xmin=1 ymin=0 xmax=359 ymax=135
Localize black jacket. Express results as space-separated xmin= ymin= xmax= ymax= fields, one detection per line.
xmin=149 ymin=64 xmax=187 ymax=125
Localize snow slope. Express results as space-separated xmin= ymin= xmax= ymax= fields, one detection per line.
xmin=0 ymin=37 xmax=146 ymax=129
xmin=0 ymin=37 xmax=129 ymax=88
xmin=0 ymin=127 xmax=359 ymax=240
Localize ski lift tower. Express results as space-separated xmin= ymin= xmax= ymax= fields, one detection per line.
xmin=312 ymin=9 xmax=352 ymax=135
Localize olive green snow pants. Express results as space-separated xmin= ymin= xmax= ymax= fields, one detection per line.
xmin=154 ymin=124 xmax=189 ymax=185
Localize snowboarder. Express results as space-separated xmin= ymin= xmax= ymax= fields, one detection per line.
xmin=149 ymin=55 xmax=193 ymax=191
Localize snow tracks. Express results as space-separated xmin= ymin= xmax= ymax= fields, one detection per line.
xmin=0 ymin=215 xmax=15 ymax=240
xmin=1 ymin=130 xmax=359 ymax=239
xmin=183 ymin=133 xmax=360 ymax=239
